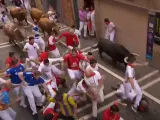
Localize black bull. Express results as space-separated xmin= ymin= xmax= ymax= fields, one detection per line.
xmin=93 ymin=39 xmax=137 ymax=66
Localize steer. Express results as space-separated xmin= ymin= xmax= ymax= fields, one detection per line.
xmin=38 ymin=17 xmax=59 ymax=36
xmin=30 ymin=8 xmax=48 ymax=22
xmin=10 ymin=7 xmax=28 ymax=25
xmin=3 ymin=22 xmax=25 ymax=47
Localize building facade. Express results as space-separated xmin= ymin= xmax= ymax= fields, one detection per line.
xmin=46 ymin=0 xmax=79 ymax=27
xmin=94 ymin=0 xmax=160 ymax=62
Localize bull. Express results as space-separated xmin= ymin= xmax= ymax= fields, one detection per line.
xmin=93 ymin=39 xmax=139 ymax=66
xmin=30 ymin=8 xmax=48 ymax=22
xmin=3 ymin=22 xmax=25 ymax=47
xmin=38 ymin=17 xmax=59 ymax=36
xmin=10 ymin=7 xmax=28 ymax=25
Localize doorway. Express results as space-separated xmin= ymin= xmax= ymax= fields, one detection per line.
xmin=84 ymin=0 xmax=94 ymax=8
xmin=149 ymin=12 xmax=160 ymax=69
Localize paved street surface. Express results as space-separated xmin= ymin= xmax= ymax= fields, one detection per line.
xmin=0 ymin=2 xmax=160 ymax=120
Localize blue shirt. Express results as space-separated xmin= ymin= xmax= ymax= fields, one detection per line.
xmin=23 ymin=72 xmax=45 ymax=86
xmin=33 ymin=25 xmax=40 ymax=36
xmin=6 ymin=64 xmax=25 ymax=84
xmin=0 ymin=89 xmax=10 ymax=105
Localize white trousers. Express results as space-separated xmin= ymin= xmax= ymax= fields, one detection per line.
xmin=0 ymin=108 xmax=16 ymax=120
xmin=123 ymin=80 xmax=142 ymax=108
xmin=79 ymin=21 xmax=87 ymax=37
xmin=12 ymin=84 xmax=26 ymax=107
xmin=47 ymin=84 xmax=57 ymax=98
xmin=49 ymin=48 xmax=60 ymax=58
xmin=91 ymin=22 xmax=96 ymax=36
xmin=22 ymin=85 xmax=43 ymax=114
xmin=92 ymin=87 xmax=104 ymax=117
xmin=51 ymin=65 xmax=64 ymax=77
xmin=67 ymin=69 xmax=83 ymax=81
xmin=105 ymin=31 xmax=115 ymax=42
xmin=67 ymin=83 xmax=86 ymax=103
xmin=42 ymin=67 xmax=63 ymax=81
xmin=34 ymin=37 xmax=45 ymax=52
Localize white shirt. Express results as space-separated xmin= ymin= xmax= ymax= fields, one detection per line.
xmin=74 ymin=29 xmax=80 ymax=38
xmin=23 ymin=58 xmax=32 ymax=71
xmin=38 ymin=58 xmax=63 ymax=80
xmin=48 ymin=36 xmax=58 ymax=45
xmin=1 ymin=15 xmax=9 ymax=24
xmin=125 ymin=65 xmax=135 ymax=81
xmin=91 ymin=10 xmax=95 ymax=23
xmin=84 ymin=71 xmax=101 ymax=87
xmin=49 ymin=15 xmax=57 ymax=22
xmin=38 ymin=58 xmax=62 ymax=72
xmin=106 ymin=22 xmax=115 ymax=34
xmin=76 ymin=79 xmax=87 ymax=93
xmin=86 ymin=64 xmax=98 ymax=72
xmin=87 ymin=12 xmax=91 ymax=20
xmin=48 ymin=11 xmax=54 ymax=15
xmin=24 ymin=43 xmax=39 ymax=59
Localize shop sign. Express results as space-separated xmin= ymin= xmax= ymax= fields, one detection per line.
xmin=146 ymin=13 xmax=155 ymax=60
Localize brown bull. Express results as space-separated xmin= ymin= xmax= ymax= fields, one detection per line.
xmin=10 ymin=7 xmax=28 ymax=25
xmin=38 ymin=17 xmax=59 ymax=36
xmin=3 ymin=22 xmax=25 ymax=46
xmin=30 ymin=8 xmax=48 ymax=22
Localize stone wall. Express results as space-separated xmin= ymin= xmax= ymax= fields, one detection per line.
xmin=95 ymin=0 xmax=148 ymax=61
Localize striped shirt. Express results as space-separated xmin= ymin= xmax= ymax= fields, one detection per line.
xmin=57 ymin=93 xmax=77 ymax=116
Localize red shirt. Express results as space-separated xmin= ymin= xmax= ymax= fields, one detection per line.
xmin=59 ymin=32 xmax=79 ymax=47
xmin=5 ymin=57 xmax=13 ymax=68
xmin=39 ymin=52 xmax=49 ymax=62
xmin=18 ymin=59 xmax=24 ymax=64
xmin=102 ymin=108 xmax=120 ymax=120
xmin=48 ymin=36 xmax=57 ymax=51
xmin=63 ymin=53 xmax=86 ymax=70
xmin=43 ymin=108 xmax=58 ymax=120
xmin=69 ymin=50 xmax=82 ymax=54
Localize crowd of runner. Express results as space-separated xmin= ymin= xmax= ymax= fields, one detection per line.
xmin=0 ymin=1 xmax=149 ymax=120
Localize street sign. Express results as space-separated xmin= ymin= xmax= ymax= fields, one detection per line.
xmin=146 ymin=13 xmax=155 ymax=60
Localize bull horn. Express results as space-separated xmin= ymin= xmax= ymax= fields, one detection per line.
xmin=124 ymin=57 xmax=128 ymax=63
xmin=132 ymin=53 xmax=139 ymax=56
xmin=14 ymin=28 xmax=18 ymax=32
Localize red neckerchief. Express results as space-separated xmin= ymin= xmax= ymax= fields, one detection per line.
xmin=128 ymin=64 xmax=134 ymax=68
xmin=19 ymin=60 xmax=24 ymax=64
xmin=82 ymin=81 xmax=88 ymax=89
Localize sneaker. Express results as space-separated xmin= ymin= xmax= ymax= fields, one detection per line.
xmin=131 ymin=105 xmax=137 ymax=113
xmin=20 ymin=103 xmax=27 ymax=108
xmin=36 ymin=105 xmax=43 ymax=110
xmin=32 ymin=112 xmax=37 ymax=115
